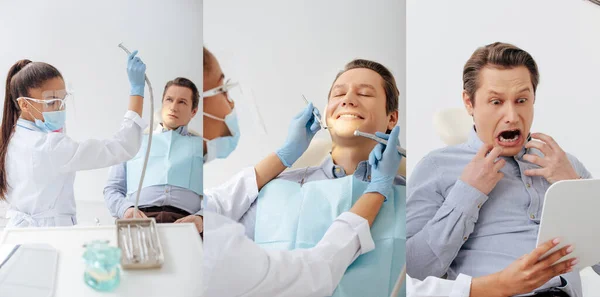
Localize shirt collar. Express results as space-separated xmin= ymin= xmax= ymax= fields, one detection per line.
xmin=320 ymin=154 xmax=371 ymax=180
xmin=157 ymin=123 xmax=189 ymax=135
xmin=466 ymin=126 xmax=528 ymax=160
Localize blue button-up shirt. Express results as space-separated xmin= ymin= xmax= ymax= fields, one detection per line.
xmin=237 ymin=155 xmax=406 ymax=239
xmin=103 ymin=125 xmax=202 ymax=218
xmin=406 ymin=128 xmax=593 ymax=297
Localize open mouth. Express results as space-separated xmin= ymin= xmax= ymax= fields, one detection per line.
xmin=336 ymin=112 xmax=364 ymax=120
xmin=496 ymin=129 xmax=521 ymax=145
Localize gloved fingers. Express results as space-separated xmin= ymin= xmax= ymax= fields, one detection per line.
xmin=383 ymin=126 xmax=401 ymax=158
xmin=375 ymin=131 xmax=390 ymax=140
xmin=374 ymin=143 xmax=384 ymax=161
xmin=368 ymin=148 xmax=377 ymax=167
xmin=309 ymin=119 xmax=320 ymax=133
xmin=313 ymin=106 xmax=322 ymax=120
xmin=138 ymin=61 xmax=147 ymax=73
xmin=297 ymin=102 xmax=314 ymax=123
xmin=128 ymin=50 xmax=139 ymax=61
xmin=388 ymin=126 xmax=400 ymax=146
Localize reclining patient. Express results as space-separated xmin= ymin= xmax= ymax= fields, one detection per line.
xmin=104 ymin=77 xmax=203 ymax=232
xmin=204 ymin=56 xmax=405 ymax=296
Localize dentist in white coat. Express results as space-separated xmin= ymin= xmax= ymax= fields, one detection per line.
xmin=201 ymin=47 xmax=401 ymax=297
xmin=0 ymin=51 xmax=147 ymax=227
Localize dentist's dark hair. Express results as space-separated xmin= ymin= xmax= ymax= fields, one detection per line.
xmin=0 ymin=60 xmax=63 ymax=200
xmin=163 ymin=77 xmax=200 ymax=110
xmin=329 ymin=59 xmax=400 ymax=133
xmin=463 ymin=42 xmax=539 ymax=105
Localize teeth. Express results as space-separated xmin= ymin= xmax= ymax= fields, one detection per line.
xmin=499 ymin=134 xmax=519 ymax=142
xmin=339 ymin=114 xmax=360 ymax=119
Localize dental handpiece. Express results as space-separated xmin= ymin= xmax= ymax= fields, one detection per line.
xmin=301 ymin=94 xmax=327 ymax=130
xmin=354 ymin=130 xmax=406 ymax=157
xmin=118 ymin=43 xmax=154 ymax=219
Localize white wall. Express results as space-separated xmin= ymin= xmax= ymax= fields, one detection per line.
xmin=203 ymin=0 xmax=406 ymax=189
xmin=406 ymin=0 xmax=600 ymax=177
xmin=0 ymin=0 xmax=203 ymax=202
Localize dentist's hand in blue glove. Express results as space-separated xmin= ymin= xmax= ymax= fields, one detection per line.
xmin=276 ymin=102 xmax=322 ymax=167
xmin=365 ymin=126 xmax=402 ymax=201
xmin=127 ymin=50 xmax=146 ymax=97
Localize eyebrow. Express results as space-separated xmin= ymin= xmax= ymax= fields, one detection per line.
xmin=357 ymin=84 xmax=376 ymax=91
xmin=331 ymin=84 xmax=376 ymax=91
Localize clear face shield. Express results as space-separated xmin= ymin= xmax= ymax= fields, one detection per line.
xmin=202 ymin=78 xmax=267 ymax=135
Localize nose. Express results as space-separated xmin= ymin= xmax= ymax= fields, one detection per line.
xmin=503 ymin=103 xmax=519 ymax=124
xmin=340 ymin=90 xmax=359 ymax=108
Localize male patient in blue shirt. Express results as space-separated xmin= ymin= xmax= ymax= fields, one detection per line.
xmin=406 ymin=42 xmax=595 ymax=297
xmin=104 ymin=77 xmax=203 ymax=232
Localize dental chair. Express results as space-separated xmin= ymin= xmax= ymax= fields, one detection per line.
xmin=432 ymin=107 xmax=473 ymax=146
xmin=291 ymin=135 xmax=407 ymax=178
xmin=433 ymin=107 xmax=600 ymax=296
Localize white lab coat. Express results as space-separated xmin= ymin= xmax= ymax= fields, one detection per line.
xmin=203 ymin=211 xmax=375 ymax=297
xmin=407 ymin=274 xmax=472 ymax=297
xmin=203 ymin=167 xmax=376 ymax=297
xmin=5 ymin=111 xmax=146 ymax=227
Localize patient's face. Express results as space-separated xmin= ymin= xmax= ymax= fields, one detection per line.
xmin=326 ymin=68 xmax=397 ymax=143
xmin=463 ymin=66 xmax=535 ymax=156
xmin=161 ymin=85 xmax=197 ymax=130
xmin=203 ymin=54 xmax=234 ymax=140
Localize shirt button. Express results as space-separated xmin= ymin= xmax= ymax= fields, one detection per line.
xmin=526 ymin=183 xmax=531 ymax=188
xmin=530 ymin=214 xmax=535 ymax=219
xmin=367 ymin=175 xmax=371 ymax=180
xmin=477 ymin=203 xmax=482 ymax=209
xmin=165 ymin=189 xmax=169 ymax=193
xmin=463 ymin=236 xmax=468 ymax=241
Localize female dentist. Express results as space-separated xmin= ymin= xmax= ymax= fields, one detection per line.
xmin=201 ymin=47 xmax=400 ymax=297
xmin=0 ymin=51 xmax=147 ymax=227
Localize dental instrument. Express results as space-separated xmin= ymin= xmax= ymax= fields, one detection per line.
xmin=354 ymin=130 xmax=406 ymax=157
xmin=115 ymin=43 xmax=164 ymax=269
xmin=302 ymin=94 xmax=327 ymax=130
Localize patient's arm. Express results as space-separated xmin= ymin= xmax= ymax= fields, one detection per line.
xmin=406 ymin=156 xmax=488 ymax=280
xmin=103 ymin=162 xmax=135 ymax=218
xmin=254 ymin=152 xmax=287 ymax=190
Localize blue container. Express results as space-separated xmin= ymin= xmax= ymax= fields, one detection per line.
xmin=83 ymin=241 xmax=122 ymax=292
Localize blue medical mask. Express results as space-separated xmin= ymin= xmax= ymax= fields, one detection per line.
xmin=203 ymin=108 xmax=240 ymax=163
xmin=28 ymin=107 xmax=66 ymax=133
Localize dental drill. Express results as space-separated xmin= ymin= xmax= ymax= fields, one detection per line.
xmin=115 ymin=43 xmax=164 ymax=269
xmin=354 ymin=130 xmax=407 ymax=157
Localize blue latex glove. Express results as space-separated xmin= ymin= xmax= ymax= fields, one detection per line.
xmin=127 ymin=50 xmax=146 ymax=97
xmin=276 ymin=102 xmax=322 ymax=167
xmin=365 ymin=126 xmax=402 ymax=201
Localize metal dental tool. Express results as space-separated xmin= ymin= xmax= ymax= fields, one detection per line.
xmin=354 ymin=130 xmax=406 ymax=157
xmin=302 ymin=94 xmax=327 ymax=130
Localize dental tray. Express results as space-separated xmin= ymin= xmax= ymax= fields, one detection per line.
xmin=116 ymin=218 xmax=164 ymax=269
